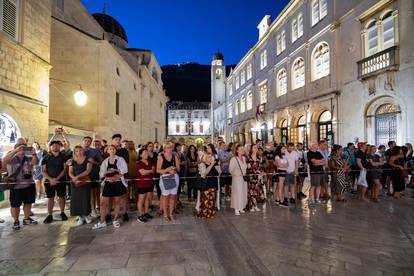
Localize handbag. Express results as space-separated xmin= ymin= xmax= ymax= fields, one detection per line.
xmin=74 ymin=176 xmax=91 ymax=187
xmin=357 ymin=168 xmax=368 ymax=187
xmin=0 ymin=157 xmax=26 ymax=192
xmin=162 ymin=174 xmax=177 ymax=190
xmin=235 ymin=157 xmax=249 ymax=182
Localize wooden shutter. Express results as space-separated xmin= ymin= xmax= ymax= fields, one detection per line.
xmin=1 ymin=0 xmax=18 ymax=40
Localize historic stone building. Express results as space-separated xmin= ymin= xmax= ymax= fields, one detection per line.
xmin=49 ymin=0 xmax=167 ymax=145
xmin=213 ymin=0 xmax=413 ymax=146
xmin=0 ymin=0 xmax=52 ymax=155
xmin=167 ymin=102 xmax=211 ymax=146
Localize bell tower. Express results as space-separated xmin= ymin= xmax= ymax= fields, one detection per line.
xmin=211 ymin=51 xmax=226 ymax=109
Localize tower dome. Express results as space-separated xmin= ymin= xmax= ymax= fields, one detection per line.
xmin=92 ymin=13 xmax=128 ymax=44
xmin=213 ymin=51 xmax=224 ymax=61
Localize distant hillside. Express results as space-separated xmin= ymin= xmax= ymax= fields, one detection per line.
xmin=161 ymin=63 xmax=234 ymax=102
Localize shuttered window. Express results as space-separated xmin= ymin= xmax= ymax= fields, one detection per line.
xmin=0 ymin=0 xmax=19 ymax=40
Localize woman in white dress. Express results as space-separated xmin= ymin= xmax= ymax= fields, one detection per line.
xmin=229 ymin=145 xmax=248 ymax=216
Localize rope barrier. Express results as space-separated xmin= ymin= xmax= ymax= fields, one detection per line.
xmin=0 ymin=167 xmax=410 ymax=186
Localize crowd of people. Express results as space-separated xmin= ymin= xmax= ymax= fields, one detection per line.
xmin=0 ymin=128 xmax=413 ymax=230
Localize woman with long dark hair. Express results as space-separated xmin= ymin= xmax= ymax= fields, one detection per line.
xmin=136 ymin=148 xmax=154 ymax=223
xmin=274 ymin=145 xmax=289 ymax=207
xmin=247 ymin=144 xmax=265 ymax=212
xmin=93 ymin=145 xmax=128 ymax=229
xmin=366 ymin=145 xmax=384 ymax=202
xmin=197 ymin=144 xmax=219 ymax=218
xmin=186 ymin=145 xmax=199 ymax=202
xmin=329 ymin=144 xmax=350 ymax=202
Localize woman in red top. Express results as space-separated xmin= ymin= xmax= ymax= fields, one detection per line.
xmin=136 ymin=148 xmax=154 ymax=223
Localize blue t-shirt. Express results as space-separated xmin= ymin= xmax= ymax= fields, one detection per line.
xmin=84 ymin=147 xmax=102 ymax=180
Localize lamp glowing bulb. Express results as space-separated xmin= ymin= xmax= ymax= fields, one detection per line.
xmin=74 ymin=88 xmax=87 ymax=106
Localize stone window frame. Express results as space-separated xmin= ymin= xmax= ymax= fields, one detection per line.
xmin=362 ymin=9 xmax=398 ymax=58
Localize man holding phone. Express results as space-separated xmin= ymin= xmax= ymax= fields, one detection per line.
xmin=2 ymin=137 xmax=39 ymax=230
xmin=41 ymin=140 xmax=70 ymax=224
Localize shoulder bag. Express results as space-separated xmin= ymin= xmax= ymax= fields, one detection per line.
xmin=1 ymin=157 xmax=26 ymax=192
xmin=235 ymin=157 xmax=249 ymax=182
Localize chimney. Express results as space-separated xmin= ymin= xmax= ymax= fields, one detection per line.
xmin=257 ymin=15 xmax=271 ymax=40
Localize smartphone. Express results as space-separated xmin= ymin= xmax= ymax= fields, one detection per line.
xmin=24 ymin=146 xmax=33 ymax=156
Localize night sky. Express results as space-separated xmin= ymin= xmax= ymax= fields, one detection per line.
xmin=81 ymin=0 xmax=290 ymax=65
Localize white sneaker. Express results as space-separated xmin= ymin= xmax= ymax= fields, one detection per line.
xmin=254 ymin=206 xmax=261 ymax=212
xmin=90 ymin=209 xmax=99 ymax=218
xmin=113 ymin=220 xmax=121 ymax=228
xmin=234 ymin=210 xmax=240 ymax=216
xmin=240 ymin=210 xmax=245 ymax=214
xmin=92 ymin=222 xmax=107 ymax=230
xmin=85 ymin=216 xmax=93 ymax=224
xmin=250 ymin=208 xmax=255 ymax=212
xmin=77 ymin=217 xmax=85 ymax=226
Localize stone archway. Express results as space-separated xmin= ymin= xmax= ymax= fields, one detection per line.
xmin=365 ymin=96 xmax=403 ymax=145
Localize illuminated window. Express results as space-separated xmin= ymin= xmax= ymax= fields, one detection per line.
xmin=246 ymin=91 xmax=253 ymax=110
xmin=228 ymin=104 xmax=233 ymax=119
xmin=240 ymin=70 xmax=246 ymax=86
xmin=277 ymin=30 xmax=286 ymax=55
xmin=259 ymin=82 xmax=268 ymax=104
xmin=240 ymin=95 xmax=246 ymax=113
xmin=247 ymin=64 xmax=253 ymax=80
xmin=312 ymin=42 xmax=330 ymax=80
xmin=235 ymin=99 xmax=239 ymax=115
xmin=260 ymin=49 xmax=267 ymax=70
xmin=312 ymin=0 xmax=327 ymax=26
xmin=292 ymin=58 xmax=305 ymax=89
xmin=277 ymin=69 xmax=287 ymax=96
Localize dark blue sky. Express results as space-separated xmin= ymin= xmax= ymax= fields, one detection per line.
xmin=81 ymin=0 xmax=290 ymax=65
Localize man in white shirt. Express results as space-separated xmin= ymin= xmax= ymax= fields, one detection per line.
xmin=284 ymin=142 xmax=299 ymax=204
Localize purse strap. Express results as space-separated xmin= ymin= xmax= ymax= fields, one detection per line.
xmin=235 ymin=157 xmax=245 ymax=177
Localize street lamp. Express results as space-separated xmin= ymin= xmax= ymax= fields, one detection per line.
xmin=74 ymin=86 xmax=87 ymax=106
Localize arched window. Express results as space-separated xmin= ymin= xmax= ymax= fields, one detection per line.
xmin=246 ymin=91 xmax=253 ymax=110
xmin=367 ymin=20 xmax=378 ymax=56
xmin=313 ymin=42 xmax=330 ymax=80
xmin=0 ymin=113 xmax=21 ymax=149
xmin=240 ymin=95 xmax=246 ymax=113
xmin=277 ymin=69 xmax=287 ymax=96
xmin=280 ymin=120 xmax=288 ymax=144
xmin=382 ymin=11 xmax=394 ymax=50
xmin=297 ymin=115 xmax=307 ymax=147
xmin=375 ymin=104 xmax=399 ymax=145
xmin=235 ymin=99 xmax=239 ymax=115
xmin=292 ymin=58 xmax=305 ymax=90
xmin=318 ymin=110 xmax=332 ymax=141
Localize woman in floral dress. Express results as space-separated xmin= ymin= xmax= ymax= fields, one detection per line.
xmin=247 ymin=144 xmax=265 ymax=212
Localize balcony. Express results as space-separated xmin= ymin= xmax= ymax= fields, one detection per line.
xmin=357 ymin=46 xmax=399 ymax=80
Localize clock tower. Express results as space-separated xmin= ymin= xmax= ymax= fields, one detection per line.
xmin=211 ymin=51 xmax=226 ymax=109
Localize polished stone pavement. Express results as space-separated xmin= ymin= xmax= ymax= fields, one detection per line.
xmin=0 ymin=187 xmax=413 ymax=276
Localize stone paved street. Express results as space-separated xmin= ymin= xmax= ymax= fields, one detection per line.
xmin=1 ymin=188 xmax=414 ymax=276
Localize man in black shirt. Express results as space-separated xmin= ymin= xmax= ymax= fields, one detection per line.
xmin=41 ymin=141 xmax=70 ymax=223
xmin=307 ymin=142 xmax=326 ymax=205
xmin=356 ymin=142 xmax=368 ymax=200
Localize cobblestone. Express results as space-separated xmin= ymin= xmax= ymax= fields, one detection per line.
xmin=0 ymin=188 xmax=413 ymax=275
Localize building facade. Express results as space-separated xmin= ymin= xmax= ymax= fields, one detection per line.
xmin=167 ymin=102 xmax=211 ymax=146
xmin=0 ymin=0 xmax=52 ymax=155
xmin=49 ymin=0 xmax=167 ymax=145
xmin=213 ymin=0 xmax=413 ymax=147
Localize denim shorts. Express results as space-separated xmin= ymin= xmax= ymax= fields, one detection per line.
xmin=284 ymin=173 xmax=295 ymax=186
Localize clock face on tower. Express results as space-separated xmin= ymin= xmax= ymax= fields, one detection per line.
xmin=215 ymin=68 xmax=222 ymax=79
